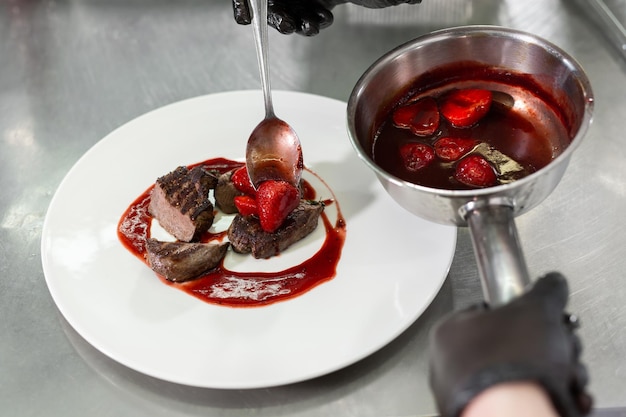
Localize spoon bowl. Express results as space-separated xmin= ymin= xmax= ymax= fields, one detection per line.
xmin=246 ymin=115 xmax=303 ymax=186
xmin=246 ymin=0 xmax=303 ymax=188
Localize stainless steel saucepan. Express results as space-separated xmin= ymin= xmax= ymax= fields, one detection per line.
xmin=347 ymin=26 xmax=594 ymax=305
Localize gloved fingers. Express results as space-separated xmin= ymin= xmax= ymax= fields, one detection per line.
xmin=233 ymin=0 xmax=252 ymax=25
xmin=571 ymin=336 xmax=593 ymax=414
xmin=576 ymin=391 xmax=594 ymax=416
xmin=270 ymin=1 xmax=334 ymax=36
xmin=234 ymin=0 xmax=423 ymax=33
xmin=232 ymin=0 xmax=331 ymax=36
xmin=299 ymin=20 xmax=320 ymax=36
xmin=571 ymin=361 xmax=593 ymax=415
xmin=573 ymin=360 xmax=589 ymax=390
xmin=267 ymin=4 xmax=298 ymax=34
xmin=345 ymin=0 xmax=422 ymax=8
xmin=565 ymin=304 xmax=593 ymax=416
xmin=571 ymin=330 xmax=583 ymax=356
xmin=311 ymin=6 xmax=334 ymax=29
xmin=526 ymin=271 xmax=570 ymax=313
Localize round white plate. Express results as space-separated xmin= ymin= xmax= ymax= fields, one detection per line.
xmin=41 ymin=91 xmax=456 ymax=389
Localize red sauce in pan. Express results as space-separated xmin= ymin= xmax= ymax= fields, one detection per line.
xmin=373 ymin=63 xmax=572 ymax=190
xmin=117 ymin=158 xmax=346 ymax=308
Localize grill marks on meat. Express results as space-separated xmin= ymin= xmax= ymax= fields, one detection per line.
xmin=144 ymin=163 xmax=326 ymax=282
xmin=146 ymin=239 xmax=229 ymax=282
xmin=149 ymin=166 xmax=216 ymax=242
xmin=228 ymin=201 xmax=324 ymax=259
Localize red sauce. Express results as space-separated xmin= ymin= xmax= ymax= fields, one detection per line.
xmin=373 ymin=63 xmax=571 ymax=190
xmin=117 ymin=158 xmax=346 ymax=308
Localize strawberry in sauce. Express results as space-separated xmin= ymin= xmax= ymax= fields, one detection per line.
xmin=434 ymin=137 xmax=479 ymax=162
xmin=392 ymin=97 xmax=440 ymax=136
xmin=455 ymin=154 xmax=497 ymax=187
xmin=399 ymin=143 xmax=435 ymax=171
xmin=440 ymin=89 xmax=492 ymax=128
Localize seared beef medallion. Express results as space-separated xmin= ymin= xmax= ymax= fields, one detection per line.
xmin=149 ymin=166 xmax=217 ymax=242
xmin=146 ymin=238 xmax=229 ymax=282
xmin=229 ymin=200 xmax=324 ymax=259
xmin=145 ymin=162 xmax=325 ymax=282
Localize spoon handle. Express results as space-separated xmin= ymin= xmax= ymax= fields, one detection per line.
xmin=249 ymin=0 xmax=275 ymax=118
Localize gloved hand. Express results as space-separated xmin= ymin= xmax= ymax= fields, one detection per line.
xmin=231 ymin=0 xmax=422 ymax=36
xmin=343 ymin=0 xmax=422 ymax=7
xmin=429 ymin=272 xmax=592 ymax=417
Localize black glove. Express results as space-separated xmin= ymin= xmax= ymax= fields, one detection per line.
xmin=429 ymin=272 xmax=592 ymax=417
xmin=232 ymin=0 xmax=334 ymax=36
xmin=231 ymin=0 xmax=422 ymax=36
xmin=342 ymin=0 xmax=422 ymax=7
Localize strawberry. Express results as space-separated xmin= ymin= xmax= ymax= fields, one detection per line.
xmin=231 ymin=166 xmax=257 ymax=196
xmin=233 ymin=195 xmax=258 ymax=217
xmin=256 ymin=180 xmax=300 ymax=233
xmin=455 ymin=154 xmax=497 ymax=188
xmin=434 ymin=137 xmax=478 ymax=161
xmin=440 ymin=89 xmax=492 ymax=128
xmin=399 ymin=142 xmax=435 ymax=171
xmin=392 ymin=97 xmax=440 ymax=137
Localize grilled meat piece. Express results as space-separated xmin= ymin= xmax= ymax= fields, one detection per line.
xmin=214 ymin=169 xmax=244 ymax=214
xmin=146 ymin=238 xmax=229 ymax=282
xmin=228 ymin=200 xmax=324 ymax=259
xmin=149 ymin=166 xmax=216 ymax=242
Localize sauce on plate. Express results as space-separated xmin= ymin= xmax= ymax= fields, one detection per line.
xmin=118 ymin=158 xmax=346 ymax=307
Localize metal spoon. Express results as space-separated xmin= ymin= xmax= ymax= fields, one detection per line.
xmin=245 ymin=0 xmax=303 ymax=188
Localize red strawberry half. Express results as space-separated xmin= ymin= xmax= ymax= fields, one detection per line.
xmin=231 ymin=165 xmax=257 ymax=197
xmin=392 ymin=97 xmax=440 ymax=137
xmin=233 ymin=195 xmax=258 ymax=217
xmin=434 ymin=137 xmax=479 ymax=161
xmin=256 ymin=180 xmax=300 ymax=233
xmin=399 ymin=143 xmax=435 ymax=171
xmin=440 ymin=89 xmax=492 ymax=128
xmin=455 ymin=154 xmax=497 ymax=188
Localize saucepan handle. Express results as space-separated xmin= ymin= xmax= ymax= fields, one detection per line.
xmin=461 ymin=201 xmax=531 ymax=306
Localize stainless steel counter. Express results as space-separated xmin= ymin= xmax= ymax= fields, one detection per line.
xmin=2 ymin=0 xmax=626 ymax=415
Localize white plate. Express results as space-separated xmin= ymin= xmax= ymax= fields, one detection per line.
xmin=41 ymin=91 xmax=456 ymax=389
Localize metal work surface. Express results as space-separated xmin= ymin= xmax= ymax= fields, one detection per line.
xmin=1 ymin=0 xmax=625 ymax=415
